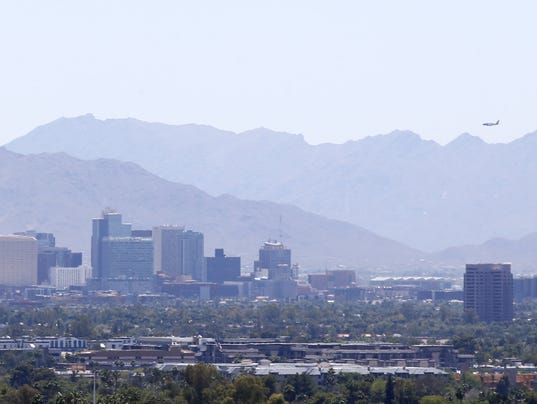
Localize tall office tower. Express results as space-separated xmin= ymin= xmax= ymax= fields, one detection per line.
xmin=153 ymin=226 xmax=205 ymax=281
xmin=100 ymin=237 xmax=153 ymax=279
xmin=91 ymin=211 xmax=153 ymax=284
xmin=464 ymin=263 xmax=513 ymax=323
xmin=91 ymin=210 xmax=132 ymax=279
xmin=0 ymin=235 xmax=38 ymax=286
xmin=153 ymin=225 xmax=184 ymax=275
xmin=14 ymin=231 xmax=55 ymax=249
xmin=206 ymin=248 xmax=240 ymax=283
xmin=255 ymin=241 xmax=292 ymax=280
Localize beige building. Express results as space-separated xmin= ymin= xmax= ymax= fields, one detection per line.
xmin=153 ymin=225 xmax=184 ymax=274
xmin=0 ymin=235 xmax=38 ymax=285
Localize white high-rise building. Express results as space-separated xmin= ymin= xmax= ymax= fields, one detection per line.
xmin=0 ymin=235 xmax=38 ymax=285
xmin=49 ymin=265 xmax=92 ymax=289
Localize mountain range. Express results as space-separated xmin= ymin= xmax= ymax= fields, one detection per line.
xmin=7 ymin=114 xmax=537 ymax=253
xmin=434 ymin=233 xmax=537 ymax=274
xmin=0 ymin=147 xmax=426 ymax=271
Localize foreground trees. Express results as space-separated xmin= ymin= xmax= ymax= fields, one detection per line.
xmin=0 ymin=360 xmax=535 ymax=403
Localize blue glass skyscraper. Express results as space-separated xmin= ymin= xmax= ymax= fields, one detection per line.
xmin=91 ymin=210 xmax=153 ymax=287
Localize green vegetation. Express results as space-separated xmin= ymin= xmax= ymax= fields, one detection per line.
xmin=0 ymin=358 xmax=533 ymax=403
xmin=0 ymin=299 xmax=536 ymax=402
xmin=3 ymin=299 xmax=537 ymax=363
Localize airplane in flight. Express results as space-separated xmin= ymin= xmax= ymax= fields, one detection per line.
xmin=483 ymin=120 xmax=500 ymax=126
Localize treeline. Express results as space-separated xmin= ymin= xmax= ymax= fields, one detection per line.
xmin=0 ymin=358 xmax=535 ymax=403
xmin=3 ymin=300 xmax=537 ymax=363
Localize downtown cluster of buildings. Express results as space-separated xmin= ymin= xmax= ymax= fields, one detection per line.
xmin=89 ymin=210 xmax=304 ymax=299
xmin=0 ymin=210 xmax=444 ymax=301
xmin=0 ymin=210 xmax=307 ymax=300
xmin=0 ymin=210 xmax=535 ymax=323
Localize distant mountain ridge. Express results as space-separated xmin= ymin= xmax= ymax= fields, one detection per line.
xmin=7 ymin=114 xmax=537 ymax=251
xmin=433 ymin=232 xmax=537 ymax=273
xmin=0 ymin=147 xmax=426 ymax=271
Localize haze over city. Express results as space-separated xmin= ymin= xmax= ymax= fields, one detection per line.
xmin=1 ymin=3 xmax=537 ymax=403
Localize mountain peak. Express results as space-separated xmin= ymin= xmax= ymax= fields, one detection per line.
xmin=353 ymin=130 xmax=439 ymax=154
xmin=58 ymin=113 xmax=96 ymax=123
xmin=361 ymin=130 xmax=429 ymax=144
xmin=238 ymin=127 xmax=306 ymax=144
xmin=446 ymin=133 xmax=486 ymax=148
xmin=386 ymin=129 xmax=422 ymax=139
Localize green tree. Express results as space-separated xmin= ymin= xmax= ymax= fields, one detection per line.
xmin=454 ymin=385 xmax=465 ymax=404
xmin=182 ymin=363 xmax=220 ymax=404
xmin=325 ymin=368 xmax=336 ymax=387
xmin=9 ymin=364 xmax=34 ymax=388
xmin=394 ymin=379 xmax=418 ymax=404
xmin=370 ymin=378 xmax=386 ymax=403
xmin=345 ymin=379 xmax=371 ymax=404
xmin=285 ymin=372 xmax=317 ymax=401
xmin=17 ymin=384 xmax=40 ymax=404
xmin=55 ymin=390 xmax=89 ymax=404
xmin=283 ymin=384 xmax=296 ymax=402
xmin=495 ymin=374 xmax=510 ymax=399
xmin=268 ymin=393 xmax=289 ymax=404
xmin=233 ymin=374 xmax=268 ymax=404
xmin=385 ymin=375 xmax=394 ymax=404
xmin=419 ymin=396 xmax=447 ymax=404
xmin=309 ymin=391 xmax=344 ymax=404
xmin=70 ymin=314 xmax=94 ymax=338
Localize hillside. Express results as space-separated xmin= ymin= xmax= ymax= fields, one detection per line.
xmin=0 ymin=148 xmax=426 ymax=271
xmin=8 ymin=115 xmax=537 ymax=251
xmin=433 ymin=233 xmax=537 ymax=273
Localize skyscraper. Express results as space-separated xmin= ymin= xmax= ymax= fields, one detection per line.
xmin=153 ymin=226 xmax=205 ymax=280
xmin=92 ymin=210 xmax=132 ymax=280
xmin=255 ymin=241 xmax=292 ymax=280
xmin=464 ymin=263 xmax=513 ymax=322
xmin=100 ymin=237 xmax=153 ymax=279
xmin=153 ymin=225 xmax=184 ymax=275
xmin=0 ymin=235 xmax=38 ymax=286
xmin=91 ymin=211 xmax=153 ymax=289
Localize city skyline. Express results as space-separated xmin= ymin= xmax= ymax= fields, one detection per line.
xmin=0 ymin=3 xmax=535 ymax=400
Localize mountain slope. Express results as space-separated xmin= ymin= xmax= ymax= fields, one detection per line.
xmin=8 ymin=115 xmax=537 ymax=251
xmin=433 ymin=233 xmax=537 ymax=273
xmin=0 ymin=148 xmax=425 ymax=270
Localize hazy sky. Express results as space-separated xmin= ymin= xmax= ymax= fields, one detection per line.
xmin=1 ymin=1 xmax=536 ymax=145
